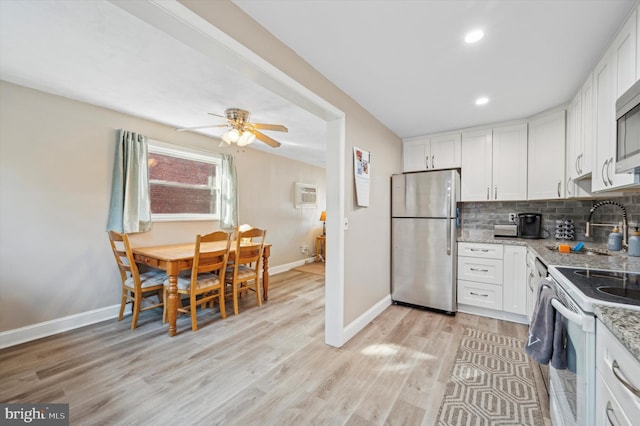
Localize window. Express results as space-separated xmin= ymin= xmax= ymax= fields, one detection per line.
xmin=148 ymin=140 xmax=221 ymax=221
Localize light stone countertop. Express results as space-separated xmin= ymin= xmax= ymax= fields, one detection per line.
xmin=594 ymin=305 xmax=640 ymax=363
xmin=458 ymin=230 xmax=640 ymax=272
xmin=457 ymin=230 xmax=640 ymax=361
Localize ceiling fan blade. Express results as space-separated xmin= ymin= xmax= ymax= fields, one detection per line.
xmin=252 ymin=123 xmax=288 ymax=132
xmin=207 ymin=112 xmax=226 ymax=119
xmin=253 ymin=130 xmax=282 ymax=148
xmin=176 ymin=124 xmax=228 ymax=132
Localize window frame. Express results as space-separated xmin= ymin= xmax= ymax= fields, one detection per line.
xmin=148 ymin=139 xmax=222 ymax=222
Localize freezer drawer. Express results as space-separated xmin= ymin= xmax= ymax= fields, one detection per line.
xmin=391 ymin=217 xmax=456 ymax=312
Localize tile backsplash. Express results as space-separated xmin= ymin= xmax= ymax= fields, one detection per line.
xmin=460 ymin=194 xmax=640 ymax=243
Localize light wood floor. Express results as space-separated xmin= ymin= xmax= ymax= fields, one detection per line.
xmin=0 ymin=270 xmax=550 ymax=425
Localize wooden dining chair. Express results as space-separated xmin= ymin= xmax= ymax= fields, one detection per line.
xmin=225 ymin=227 xmax=266 ymax=315
xmin=108 ymin=230 xmax=165 ymax=329
xmin=163 ymin=231 xmax=231 ymax=331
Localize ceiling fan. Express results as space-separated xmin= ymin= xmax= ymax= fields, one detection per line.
xmin=176 ymin=108 xmax=287 ymax=148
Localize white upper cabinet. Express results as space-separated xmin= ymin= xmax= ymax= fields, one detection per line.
xmin=460 ymin=124 xmax=527 ymax=202
xmin=528 ymin=109 xmax=566 ymax=200
xmin=492 ymin=123 xmax=528 ymax=201
xmin=429 ymin=132 xmax=461 ymax=170
xmin=592 ymin=10 xmax=639 ymax=192
xmin=403 ymin=137 xmax=428 ymax=172
xmin=461 ymin=129 xmax=493 ymax=201
xmin=402 ymin=132 xmax=460 ymax=172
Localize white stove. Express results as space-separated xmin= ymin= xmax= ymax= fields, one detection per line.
xmin=544 ymin=266 xmax=640 ymax=426
xmin=549 ymin=266 xmax=640 ymax=313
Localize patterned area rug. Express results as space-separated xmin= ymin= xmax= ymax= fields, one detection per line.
xmin=435 ymin=328 xmax=543 ymax=426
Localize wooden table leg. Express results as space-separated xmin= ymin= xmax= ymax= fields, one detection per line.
xmin=166 ymin=268 xmax=178 ymax=336
xmin=262 ymin=246 xmax=270 ymax=301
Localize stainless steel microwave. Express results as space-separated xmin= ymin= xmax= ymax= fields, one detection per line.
xmin=616 ymin=79 xmax=640 ymax=173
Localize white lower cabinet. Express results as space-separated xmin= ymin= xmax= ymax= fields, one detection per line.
xmin=503 ymin=245 xmax=527 ymax=315
xmin=596 ymin=320 xmax=640 ymax=425
xmin=458 ymin=280 xmax=503 ymax=310
xmin=457 ymin=242 xmax=527 ymax=323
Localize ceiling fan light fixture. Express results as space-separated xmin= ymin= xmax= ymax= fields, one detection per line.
xmin=223 ymin=128 xmax=240 ymax=143
xmin=238 ymin=131 xmax=256 ymax=146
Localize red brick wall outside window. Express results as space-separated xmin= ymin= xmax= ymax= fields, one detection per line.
xmin=147 ymin=145 xmax=220 ymax=218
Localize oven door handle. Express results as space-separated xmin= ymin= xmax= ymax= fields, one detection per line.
xmin=551 ymin=299 xmax=584 ymax=327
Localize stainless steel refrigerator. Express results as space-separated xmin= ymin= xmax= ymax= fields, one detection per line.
xmin=391 ymin=169 xmax=460 ymax=313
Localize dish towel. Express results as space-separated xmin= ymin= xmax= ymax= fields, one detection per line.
xmin=524 ymin=278 xmax=567 ymax=369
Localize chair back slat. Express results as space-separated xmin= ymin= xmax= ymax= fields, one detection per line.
xmin=235 ymin=228 xmax=266 ymax=270
xmin=192 ymin=231 xmax=231 ymax=279
xmin=108 ymin=230 xmax=139 ymax=282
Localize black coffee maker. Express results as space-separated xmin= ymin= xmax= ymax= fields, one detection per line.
xmin=517 ymin=213 xmax=542 ymax=239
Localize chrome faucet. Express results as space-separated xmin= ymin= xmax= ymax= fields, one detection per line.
xmin=584 ymin=200 xmax=628 ymax=248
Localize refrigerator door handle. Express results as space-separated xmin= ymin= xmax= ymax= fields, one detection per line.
xmin=446 ymin=186 xmax=452 ymax=255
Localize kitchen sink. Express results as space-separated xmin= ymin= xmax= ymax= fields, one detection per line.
xmin=544 ymin=245 xmax=612 ymax=256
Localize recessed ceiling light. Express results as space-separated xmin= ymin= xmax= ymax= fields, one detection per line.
xmin=475 ymin=97 xmax=489 ymax=106
xmin=465 ymin=29 xmax=484 ymax=44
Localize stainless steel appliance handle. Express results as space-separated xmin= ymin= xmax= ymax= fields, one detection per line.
xmin=551 ymin=299 xmax=584 ymax=327
xmin=446 ymin=186 xmax=451 ymax=255
xmin=612 ymin=360 xmax=640 ymax=398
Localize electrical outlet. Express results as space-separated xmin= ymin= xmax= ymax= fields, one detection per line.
xmin=508 ymin=213 xmax=517 ymax=224
xmin=300 ymin=245 xmax=309 ymax=254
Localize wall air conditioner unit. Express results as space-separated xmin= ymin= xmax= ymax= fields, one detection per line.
xmin=295 ymin=183 xmax=317 ymax=208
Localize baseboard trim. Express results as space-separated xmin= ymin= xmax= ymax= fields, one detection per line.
xmin=0 ymin=259 xmax=316 ymax=349
xmin=458 ymin=304 xmax=529 ymax=325
xmin=342 ymin=294 xmax=392 ymax=344
xmin=0 ymin=304 xmax=122 ymax=349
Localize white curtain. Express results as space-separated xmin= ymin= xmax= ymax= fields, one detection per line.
xmin=106 ymin=129 xmax=152 ymax=233
xmin=219 ymin=153 xmax=238 ymax=229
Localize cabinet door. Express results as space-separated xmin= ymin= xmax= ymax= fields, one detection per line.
xmin=403 ymin=138 xmax=428 ymax=172
xmin=492 ymin=123 xmax=528 ymax=201
xmin=593 ymin=50 xmax=614 ymax=192
xmin=614 ymin=10 xmax=637 ymax=98
xmin=461 ymin=129 xmax=492 ymax=201
xmin=430 ymin=132 xmax=461 ymax=170
xmin=581 ymin=75 xmax=593 ymax=177
xmin=528 ymin=110 xmax=566 ymax=200
xmin=503 ymin=245 xmax=527 ymax=315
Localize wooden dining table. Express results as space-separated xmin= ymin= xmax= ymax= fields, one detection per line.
xmin=132 ymin=240 xmax=271 ymax=336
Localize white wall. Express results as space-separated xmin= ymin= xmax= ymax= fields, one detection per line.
xmin=181 ymin=0 xmax=403 ymax=327
xmin=0 ymin=80 xmax=325 ymax=332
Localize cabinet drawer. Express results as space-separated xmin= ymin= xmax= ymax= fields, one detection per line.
xmin=596 ymin=322 xmax=640 ymax=420
xmin=458 ymin=242 xmax=503 ymax=259
xmin=458 ymin=257 xmax=503 ymax=284
xmin=596 ymin=373 xmax=633 ymax=426
xmin=458 ymin=280 xmax=503 ymax=310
